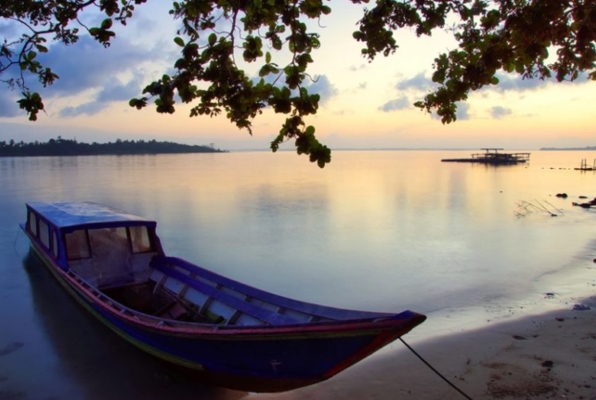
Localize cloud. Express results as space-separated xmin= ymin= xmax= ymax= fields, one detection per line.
xmin=34 ymin=33 xmax=174 ymax=117
xmin=490 ymin=106 xmax=512 ymax=119
xmin=349 ymin=64 xmax=367 ymax=72
xmin=431 ymin=102 xmax=470 ymax=121
xmin=303 ymin=75 xmax=338 ymax=105
xmin=394 ymin=71 xmax=592 ymax=99
xmin=490 ymin=74 xmax=549 ymax=92
xmin=396 ymin=72 xmax=436 ymax=91
xmin=96 ymin=76 xmax=145 ymax=102
xmin=59 ymin=101 xmax=109 ymax=117
xmin=379 ymin=96 xmax=410 ymax=112
xmin=487 ymin=72 xmax=591 ymax=94
xmin=0 ymin=28 xmax=175 ymax=119
xmin=456 ymin=102 xmax=470 ymax=120
xmin=57 ymin=76 xmax=145 ymax=117
xmin=0 ymin=91 xmax=20 ymax=118
xmin=1 ymin=4 xmax=182 ymax=119
xmin=33 ymin=35 xmax=160 ymax=98
xmin=395 ymin=71 xmax=550 ymax=94
xmin=0 ymin=20 xmax=20 ymax=38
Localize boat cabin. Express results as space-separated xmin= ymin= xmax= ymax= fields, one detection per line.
xmin=24 ymin=202 xmax=161 ymax=289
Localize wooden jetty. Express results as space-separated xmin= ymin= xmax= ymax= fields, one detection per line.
xmin=442 ymin=148 xmax=531 ymax=165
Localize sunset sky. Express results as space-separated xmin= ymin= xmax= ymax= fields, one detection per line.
xmin=1 ymin=1 xmax=594 ymax=151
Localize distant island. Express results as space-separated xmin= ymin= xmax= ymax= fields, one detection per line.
xmin=540 ymin=146 xmax=596 ymax=151
xmin=0 ymin=137 xmax=227 ymax=157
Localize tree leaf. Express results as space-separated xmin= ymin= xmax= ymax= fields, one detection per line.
xmin=174 ymin=37 xmax=185 ymax=47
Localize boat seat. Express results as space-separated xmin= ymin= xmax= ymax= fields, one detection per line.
xmin=156 ymin=301 xmax=188 ymax=320
xmin=153 ymin=263 xmax=300 ymax=326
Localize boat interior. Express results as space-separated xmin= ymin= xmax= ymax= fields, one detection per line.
xmin=64 ymin=226 xmax=358 ymax=327
xmin=24 ymin=204 xmax=394 ymax=331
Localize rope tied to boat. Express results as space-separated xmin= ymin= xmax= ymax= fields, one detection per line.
xmin=399 ymin=338 xmax=474 ymax=400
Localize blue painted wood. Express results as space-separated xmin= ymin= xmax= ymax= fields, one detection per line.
xmin=153 ymin=260 xmax=300 ymax=325
xmin=26 ymin=201 xmax=156 ymax=230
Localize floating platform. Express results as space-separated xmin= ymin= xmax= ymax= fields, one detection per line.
xmin=442 ymin=148 xmax=530 ymax=165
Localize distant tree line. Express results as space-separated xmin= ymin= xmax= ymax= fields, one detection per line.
xmin=540 ymin=146 xmax=596 ymax=151
xmin=0 ymin=137 xmax=227 ymax=157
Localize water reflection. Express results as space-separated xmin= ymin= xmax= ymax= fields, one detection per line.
xmin=22 ymin=250 xmax=246 ymax=400
xmin=1 ymin=150 xmax=595 ymax=398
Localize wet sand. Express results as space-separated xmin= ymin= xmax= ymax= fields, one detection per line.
xmin=252 ymin=297 xmax=596 ymax=400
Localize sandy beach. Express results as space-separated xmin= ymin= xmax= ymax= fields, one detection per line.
xmin=250 ymin=296 xmax=596 ymax=400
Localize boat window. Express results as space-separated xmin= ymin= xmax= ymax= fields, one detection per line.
xmin=65 ymin=230 xmax=91 ymax=260
xmin=28 ymin=211 xmax=37 ymax=236
xmin=39 ymin=219 xmax=50 ymax=249
xmin=51 ymin=230 xmax=59 ymax=258
xmin=87 ymin=228 xmax=134 ymax=287
xmin=130 ymin=226 xmax=152 ymax=253
xmin=88 ymin=227 xmax=129 ymax=253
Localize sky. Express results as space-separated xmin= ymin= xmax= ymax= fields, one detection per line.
xmin=1 ymin=1 xmax=594 ymax=151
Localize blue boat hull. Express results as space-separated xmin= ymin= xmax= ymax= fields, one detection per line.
xmin=28 ymin=240 xmax=424 ymax=392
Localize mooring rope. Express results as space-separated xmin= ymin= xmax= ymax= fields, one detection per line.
xmin=13 ymin=228 xmax=22 ymax=256
xmin=399 ymin=337 xmax=474 ymax=400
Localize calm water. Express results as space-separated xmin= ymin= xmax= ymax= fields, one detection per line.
xmin=1 ymin=150 xmax=595 ymax=399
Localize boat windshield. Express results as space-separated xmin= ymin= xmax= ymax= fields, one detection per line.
xmin=130 ymin=226 xmax=152 ymax=253
xmin=65 ymin=225 xmax=155 ymax=288
xmin=65 ymin=229 xmax=91 ymax=259
xmin=65 ymin=226 xmax=153 ymax=260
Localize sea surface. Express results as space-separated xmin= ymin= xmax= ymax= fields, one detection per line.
xmin=0 ymin=150 xmax=595 ymax=399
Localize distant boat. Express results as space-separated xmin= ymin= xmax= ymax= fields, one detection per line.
xmin=442 ymin=148 xmax=530 ymax=165
xmin=21 ymin=201 xmax=426 ymax=392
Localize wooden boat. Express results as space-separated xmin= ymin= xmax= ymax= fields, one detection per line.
xmin=20 ymin=201 xmax=426 ymax=392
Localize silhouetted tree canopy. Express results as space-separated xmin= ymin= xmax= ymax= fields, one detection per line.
xmin=2 ymin=1 xmax=595 ymax=167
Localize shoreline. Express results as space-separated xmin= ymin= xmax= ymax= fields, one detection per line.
xmin=251 ymin=296 xmax=596 ymax=400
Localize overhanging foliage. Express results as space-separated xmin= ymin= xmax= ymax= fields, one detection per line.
xmin=2 ymin=0 xmax=595 ymax=167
